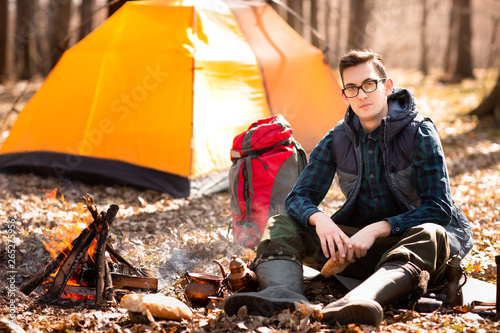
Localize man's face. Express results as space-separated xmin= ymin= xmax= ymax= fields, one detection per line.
xmin=341 ymin=62 xmax=393 ymax=131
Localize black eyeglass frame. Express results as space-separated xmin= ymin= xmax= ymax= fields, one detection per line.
xmin=342 ymin=78 xmax=387 ymax=98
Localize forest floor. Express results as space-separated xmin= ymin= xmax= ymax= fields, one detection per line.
xmin=0 ymin=68 xmax=500 ymax=332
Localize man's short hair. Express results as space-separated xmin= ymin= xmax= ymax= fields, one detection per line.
xmin=339 ymin=50 xmax=387 ymax=86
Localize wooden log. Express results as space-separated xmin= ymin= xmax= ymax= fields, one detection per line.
xmin=95 ymin=216 xmax=109 ymax=307
xmin=103 ymin=204 xmax=119 ymax=227
xmin=96 ymin=204 xmax=119 ymax=307
xmin=111 ymin=274 xmax=158 ymax=291
xmin=104 ymin=262 xmax=115 ymax=303
xmin=81 ymin=194 xmax=98 ymax=220
xmin=63 ymin=285 xmax=96 ymax=298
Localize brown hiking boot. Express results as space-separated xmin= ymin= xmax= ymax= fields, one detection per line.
xmin=322 ymin=262 xmax=422 ymax=327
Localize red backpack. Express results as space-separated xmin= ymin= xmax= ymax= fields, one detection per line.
xmin=229 ymin=115 xmax=307 ymax=248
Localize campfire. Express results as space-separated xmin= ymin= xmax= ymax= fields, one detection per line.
xmin=20 ymin=194 xmax=158 ymax=306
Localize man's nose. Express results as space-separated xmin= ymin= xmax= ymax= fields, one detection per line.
xmin=357 ymin=88 xmax=368 ymax=99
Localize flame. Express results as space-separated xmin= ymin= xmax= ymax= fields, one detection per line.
xmin=40 ymin=188 xmax=69 ymax=207
xmin=60 ymin=193 xmax=69 ymax=206
xmin=61 ymin=288 xmax=95 ymax=301
xmin=87 ymin=239 xmax=97 ymax=262
xmin=42 ymin=221 xmax=89 ymax=259
xmin=41 ymin=188 xmax=58 ymax=201
xmin=42 ymin=189 xmax=95 ymax=259
xmin=63 ymin=292 xmax=94 ymax=301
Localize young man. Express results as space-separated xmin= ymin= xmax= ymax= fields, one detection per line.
xmin=224 ymin=50 xmax=472 ymax=326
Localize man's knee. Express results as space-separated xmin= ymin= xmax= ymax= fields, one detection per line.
xmin=411 ymin=223 xmax=448 ymax=243
xmin=412 ymin=223 xmax=450 ymax=262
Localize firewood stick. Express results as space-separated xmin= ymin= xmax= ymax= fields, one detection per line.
xmin=95 ymin=217 xmax=110 ymax=307
xmin=106 ymin=244 xmax=147 ymax=277
xmin=104 ymin=261 xmax=115 ymax=303
xmin=95 ymin=205 xmax=118 ymax=307
xmin=103 ymin=204 xmax=119 ymax=226
xmin=81 ymin=194 xmax=98 ymax=220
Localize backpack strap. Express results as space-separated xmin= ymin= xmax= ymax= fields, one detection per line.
xmin=292 ymin=139 xmax=308 ymax=174
xmin=242 ymin=157 xmax=254 ymax=225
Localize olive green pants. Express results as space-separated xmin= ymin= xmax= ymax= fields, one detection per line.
xmin=253 ymin=214 xmax=450 ymax=286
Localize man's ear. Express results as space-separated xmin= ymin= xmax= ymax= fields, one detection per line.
xmin=384 ymin=78 xmax=394 ymax=96
xmin=341 ymin=92 xmax=350 ymax=105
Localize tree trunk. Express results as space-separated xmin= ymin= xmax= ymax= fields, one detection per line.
xmin=286 ymin=0 xmax=303 ymax=36
xmin=487 ymin=14 xmax=499 ymax=68
xmin=324 ymin=0 xmax=331 ymax=45
xmin=443 ymin=0 xmax=459 ymax=74
xmin=347 ymin=0 xmax=372 ymax=50
xmin=46 ymin=0 xmax=72 ymax=72
xmin=0 ymin=0 xmax=7 ymax=82
xmin=325 ymin=0 xmax=338 ymax=67
xmin=470 ymin=68 xmax=500 ymax=126
xmin=455 ymin=0 xmax=474 ymax=79
xmin=420 ymin=0 xmax=429 ymax=75
xmin=310 ymin=0 xmax=319 ymax=47
xmin=443 ymin=0 xmax=474 ymax=81
xmin=15 ymin=0 xmax=37 ymax=80
xmin=79 ymin=0 xmax=95 ymax=41
xmin=335 ymin=0 xmax=343 ymax=59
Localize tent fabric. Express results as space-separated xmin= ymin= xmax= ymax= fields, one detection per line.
xmin=0 ymin=0 xmax=345 ymax=197
xmin=231 ymin=3 xmax=345 ymax=150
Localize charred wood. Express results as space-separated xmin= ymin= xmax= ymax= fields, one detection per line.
xmin=111 ymin=274 xmax=158 ymax=291
xmin=81 ymin=194 xmax=98 ymax=220
xmin=104 ymin=262 xmax=115 ymax=304
xmin=95 ymin=220 xmax=108 ymax=306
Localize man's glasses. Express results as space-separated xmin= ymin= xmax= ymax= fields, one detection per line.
xmin=342 ymin=78 xmax=386 ymax=98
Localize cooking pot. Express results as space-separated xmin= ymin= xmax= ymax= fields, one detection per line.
xmin=184 ymin=272 xmax=223 ymax=307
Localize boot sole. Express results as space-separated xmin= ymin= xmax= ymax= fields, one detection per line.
xmin=321 ymin=299 xmax=383 ymax=327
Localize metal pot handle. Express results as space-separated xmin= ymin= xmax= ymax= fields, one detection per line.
xmin=213 ymin=259 xmax=227 ymax=279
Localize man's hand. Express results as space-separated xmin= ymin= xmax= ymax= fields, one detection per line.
xmin=309 ymin=212 xmax=352 ymax=264
xmin=347 ymin=220 xmax=391 ymax=261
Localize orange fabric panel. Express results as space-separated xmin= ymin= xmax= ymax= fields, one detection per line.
xmin=191 ymin=1 xmax=270 ymax=177
xmin=232 ymin=4 xmax=346 ymax=152
xmin=1 ymin=3 xmax=195 ymax=177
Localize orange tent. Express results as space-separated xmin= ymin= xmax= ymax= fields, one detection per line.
xmin=0 ymin=0 xmax=345 ymax=197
